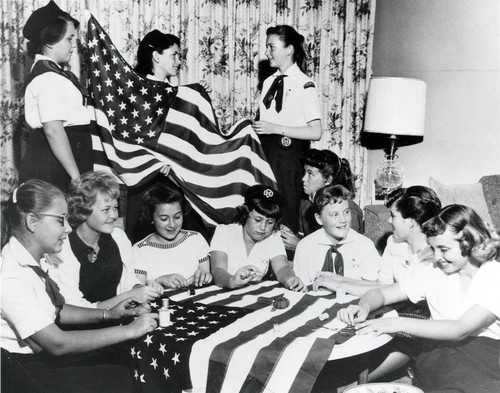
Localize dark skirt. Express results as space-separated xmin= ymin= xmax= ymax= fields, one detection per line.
xmin=18 ymin=124 xmax=93 ymax=193
xmin=260 ymin=134 xmax=309 ymax=234
xmin=413 ymin=336 xmax=500 ymax=393
xmin=1 ymin=346 xmax=133 ymax=393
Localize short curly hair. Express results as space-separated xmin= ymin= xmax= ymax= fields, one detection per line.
xmin=67 ymin=171 xmax=120 ymax=227
xmin=422 ymin=204 xmax=499 ymax=263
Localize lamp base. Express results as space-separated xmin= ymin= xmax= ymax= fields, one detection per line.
xmin=374 ymin=157 xmax=404 ymax=200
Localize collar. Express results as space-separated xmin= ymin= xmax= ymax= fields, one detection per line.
xmin=69 ymin=230 xmax=112 ymax=254
xmin=33 ymin=54 xmax=62 ymax=69
xmin=7 ymin=236 xmax=48 ymax=270
xmin=316 ymin=227 xmax=357 ymax=247
xmin=272 ymin=62 xmax=301 ymax=78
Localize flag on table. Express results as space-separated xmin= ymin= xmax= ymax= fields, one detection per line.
xmin=85 ymin=15 xmax=276 ymax=226
xmin=131 ymin=282 xmax=362 ymax=393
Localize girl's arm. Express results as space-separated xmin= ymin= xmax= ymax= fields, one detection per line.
xmin=338 ymin=284 xmax=408 ymax=326
xmin=253 ymin=119 xmax=321 ymax=141
xmin=210 ymin=251 xmax=258 ymax=289
xmin=42 ymin=120 xmax=80 ymax=179
xmin=271 ymin=256 xmax=305 ymax=292
xmin=29 ymin=312 xmax=158 ymax=356
xmin=356 ymin=304 xmax=497 ymax=341
xmin=313 ymin=273 xmax=382 ymax=297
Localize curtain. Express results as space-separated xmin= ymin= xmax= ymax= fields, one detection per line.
xmin=0 ymin=0 xmax=375 ymax=206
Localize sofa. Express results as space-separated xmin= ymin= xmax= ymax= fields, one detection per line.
xmin=363 ymin=174 xmax=500 ymax=254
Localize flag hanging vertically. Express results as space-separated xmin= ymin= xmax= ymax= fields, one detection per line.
xmin=85 ymin=15 xmax=276 ymax=226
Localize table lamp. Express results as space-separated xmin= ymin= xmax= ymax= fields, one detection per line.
xmin=362 ymin=77 xmax=426 ymax=196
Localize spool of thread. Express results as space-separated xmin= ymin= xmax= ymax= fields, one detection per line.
xmin=319 ymin=312 xmax=329 ymax=321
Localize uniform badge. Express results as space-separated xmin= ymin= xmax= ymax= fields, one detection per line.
xmin=303 ymin=81 xmax=315 ymax=89
xmin=280 ymin=136 xmax=292 ymax=149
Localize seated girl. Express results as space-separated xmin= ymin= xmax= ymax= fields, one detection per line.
xmin=211 ymin=185 xmax=305 ymax=291
xmin=338 ymin=204 xmax=500 ymax=393
xmin=133 ymin=183 xmax=212 ymax=289
xmin=1 ymin=180 xmax=157 ymax=392
xmin=281 ymin=148 xmax=363 ymax=251
xmin=314 ymin=186 xmax=441 ymax=296
xmin=50 ymin=171 xmax=162 ymax=308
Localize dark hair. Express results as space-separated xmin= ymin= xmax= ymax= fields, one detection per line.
xmin=2 ymin=180 xmax=64 ymax=245
xmin=234 ymin=186 xmax=284 ymax=230
xmin=27 ymin=15 xmax=77 ymax=57
xmin=266 ymin=25 xmax=307 ymax=73
xmin=135 ymin=30 xmax=181 ymax=77
xmin=385 ymin=186 xmax=441 ymax=227
xmin=141 ymin=183 xmax=190 ymax=221
xmin=313 ymin=185 xmax=351 ymax=215
xmin=301 ymin=149 xmax=356 ymax=196
xmin=67 ymin=171 xmax=120 ymax=227
xmin=422 ymin=204 xmax=499 ymax=262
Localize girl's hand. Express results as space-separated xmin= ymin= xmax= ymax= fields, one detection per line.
xmin=280 ymin=225 xmax=300 ymax=251
xmin=230 ymin=265 xmax=261 ymax=288
xmin=199 ymin=80 xmax=212 ymax=93
xmin=192 ymin=269 xmax=212 ymax=287
xmin=252 ymin=121 xmax=277 ymax=135
xmin=127 ymin=313 xmax=159 ymax=338
xmin=312 ymin=274 xmax=341 ymax=292
xmin=285 ymin=276 xmax=305 ymax=292
xmin=146 ymin=279 xmax=164 ymax=293
xmin=354 ymin=318 xmax=401 ymax=336
xmin=157 ymin=273 xmax=188 ymax=289
xmin=337 ymin=304 xmax=369 ymax=326
xmin=129 ymin=284 xmax=162 ymax=303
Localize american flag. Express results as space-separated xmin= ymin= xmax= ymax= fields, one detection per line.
xmin=85 ymin=15 xmax=276 ymax=226
xmin=130 ymin=282 xmax=375 ymax=393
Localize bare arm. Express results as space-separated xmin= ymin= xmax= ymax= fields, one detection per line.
xmin=30 ymin=312 xmax=158 ymax=356
xmin=96 ymin=284 xmax=162 ymax=309
xmin=337 ymin=283 xmax=408 ymax=326
xmin=356 ymin=304 xmax=497 ymax=341
xmin=252 ymin=119 xmax=322 ymax=141
xmin=210 ymin=250 xmax=259 ymax=289
xmin=42 ymin=120 xmax=80 ymax=179
xmin=271 ymin=256 xmax=305 ymax=292
xmin=314 ymin=272 xmax=382 ymax=297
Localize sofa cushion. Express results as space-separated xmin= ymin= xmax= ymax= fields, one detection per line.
xmin=429 ymin=177 xmax=494 ymax=226
xmin=479 ymin=175 xmax=500 ymax=231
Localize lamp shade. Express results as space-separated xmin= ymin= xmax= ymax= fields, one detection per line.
xmin=362 ymin=77 xmax=426 ymax=149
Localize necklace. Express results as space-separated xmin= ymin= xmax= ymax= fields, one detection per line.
xmin=87 ymin=244 xmax=100 ymax=263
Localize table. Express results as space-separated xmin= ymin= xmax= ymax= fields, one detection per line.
xmin=129 ymin=281 xmax=395 ymax=393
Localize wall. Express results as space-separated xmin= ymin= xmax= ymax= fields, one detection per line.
xmin=365 ymin=0 xmax=500 ymax=203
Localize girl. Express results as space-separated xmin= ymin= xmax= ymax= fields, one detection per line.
xmin=133 ymin=184 xmax=212 ymax=289
xmin=126 ymin=30 xmax=208 ymax=243
xmin=253 ymin=25 xmax=322 ymax=236
xmin=314 ymin=186 xmax=441 ymax=296
xmin=20 ymin=1 xmax=93 ymax=191
xmin=281 ymin=148 xmax=363 ymax=251
xmin=210 ymin=185 xmax=304 ymax=291
xmin=1 ymin=180 xmax=157 ymax=392
xmin=51 ymin=171 xmax=162 ymax=308
xmin=338 ymin=205 xmax=500 ymax=393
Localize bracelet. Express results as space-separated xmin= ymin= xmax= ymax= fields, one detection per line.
xmin=102 ymin=307 xmax=110 ymax=321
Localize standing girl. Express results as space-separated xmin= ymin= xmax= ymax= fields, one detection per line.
xmin=20 ymin=1 xmax=93 ymax=191
xmin=133 ymin=184 xmax=212 ymax=289
xmin=1 ymin=180 xmax=157 ymax=392
xmin=253 ymin=25 xmax=322 ymax=235
xmin=338 ymin=204 xmax=500 ymax=393
xmin=126 ymin=30 xmax=208 ymax=243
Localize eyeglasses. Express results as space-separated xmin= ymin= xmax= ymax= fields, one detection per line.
xmin=38 ymin=213 xmax=69 ymax=227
